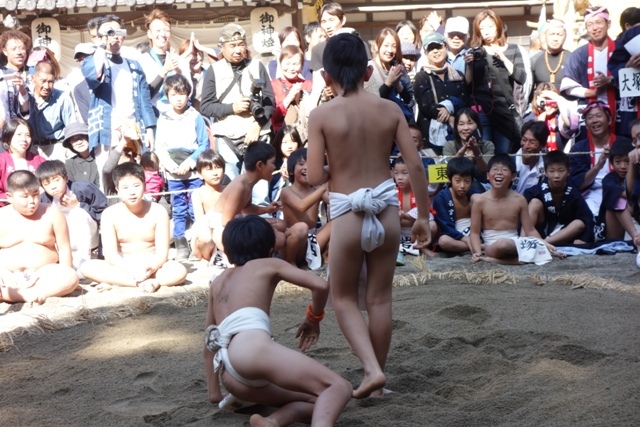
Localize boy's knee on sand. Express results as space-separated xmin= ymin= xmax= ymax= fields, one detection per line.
xmin=156 ymin=260 xmax=188 ymax=286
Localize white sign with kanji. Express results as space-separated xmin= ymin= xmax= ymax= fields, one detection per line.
xmin=31 ymin=18 xmax=61 ymax=61
xmin=618 ymin=67 xmax=640 ymax=98
xmin=250 ymin=7 xmax=279 ymax=54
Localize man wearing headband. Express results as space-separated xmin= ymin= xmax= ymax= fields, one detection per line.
xmin=531 ymin=19 xmax=570 ymax=91
xmin=200 ymin=23 xmax=275 ymax=179
xmin=561 ymin=7 xmax=617 ymax=134
xmin=608 ymin=17 xmax=640 ymax=139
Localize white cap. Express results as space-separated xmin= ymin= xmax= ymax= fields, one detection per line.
xmin=445 ymin=16 xmax=469 ymax=35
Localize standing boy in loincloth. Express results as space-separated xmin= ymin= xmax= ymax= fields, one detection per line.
xmin=470 ymin=153 xmax=564 ymax=265
xmin=307 ymin=33 xmax=431 ymax=398
xmin=204 ymin=215 xmax=351 ymax=426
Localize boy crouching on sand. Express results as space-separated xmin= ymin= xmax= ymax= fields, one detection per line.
xmin=470 ymin=154 xmax=564 ymax=265
xmin=307 ymin=33 xmax=431 ymax=398
xmin=204 ymin=215 xmax=351 ymax=427
xmin=0 ymin=171 xmax=78 ymax=304
xmin=80 ymin=163 xmax=187 ymax=293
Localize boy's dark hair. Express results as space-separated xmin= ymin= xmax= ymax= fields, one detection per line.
xmin=6 ymin=170 xmax=40 ymax=194
xmin=304 ymin=21 xmax=323 ymax=39
xmin=196 ymin=149 xmax=226 ymax=173
xmin=244 ymin=141 xmax=276 ymax=172
xmin=521 ymin=121 xmax=549 ymax=148
xmin=223 ymin=215 xmax=275 ymax=266
xmin=35 ymin=160 xmax=68 ymax=183
xmin=87 ymin=17 xmax=102 ymax=31
xmin=543 ymin=150 xmax=570 ymax=170
xmin=100 ymin=15 xmax=124 ymax=29
xmin=446 ymin=157 xmax=475 ymax=180
xmin=408 ymin=123 xmax=423 ymax=149
xmin=287 ymin=148 xmax=307 ymax=184
xmin=323 ymin=33 xmax=368 ymax=96
xmin=487 ymin=153 xmax=516 ymax=174
xmin=112 ymin=162 xmax=145 ymax=188
xmin=391 ymin=156 xmax=405 ymax=168
xmin=609 ymin=139 xmax=634 ymax=162
xmin=629 ymin=118 xmax=640 ymax=133
xmin=140 ymin=152 xmax=160 ymax=171
xmin=164 ymin=73 xmax=192 ymax=97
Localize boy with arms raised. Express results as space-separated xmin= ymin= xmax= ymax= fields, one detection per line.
xmin=433 ymin=157 xmax=477 ymax=254
xmin=525 ymin=151 xmax=593 ymax=245
xmin=80 ymin=163 xmax=187 ymax=292
xmin=204 ymin=215 xmax=351 ymax=426
xmin=281 ymin=148 xmax=330 ymax=269
xmin=470 ymin=154 xmax=563 ymax=265
xmin=192 ymin=149 xmax=227 ymax=263
xmin=0 ymin=171 xmax=78 ymax=303
xmin=307 ymin=33 xmax=431 ymax=398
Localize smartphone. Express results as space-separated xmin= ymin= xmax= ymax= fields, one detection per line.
xmin=467 ymin=129 xmax=482 ymax=142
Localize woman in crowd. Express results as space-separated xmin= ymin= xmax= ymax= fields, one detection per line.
xmin=268 ymin=26 xmax=312 ymax=81
xmin=443 ymin=108 xmax=494 ymax=182
xmin=530 ymin=83 xmax=579 ymax=152
xmin=396 ymin=20 xmax=421 ymax=49
xmin=465 ymin=9 xmax=527 ymax=154
xmin=0 ymin=119 xmax=45 ymax=203
xmin=414 ymin=32 xmax=467 ymax=154
xmin=365 ymin=28 xmax=415 ymax=124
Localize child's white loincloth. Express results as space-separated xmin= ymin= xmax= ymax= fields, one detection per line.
xmin=482 ymin=229 xmax=552 ymax=265
xmin=455 ymin=218 xmax=471 ymax=236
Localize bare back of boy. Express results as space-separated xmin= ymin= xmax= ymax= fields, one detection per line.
xmin=309 ymin=89 xmax=430 ymax=398
xmin=0 ymin=203 xmax=78 ymax=303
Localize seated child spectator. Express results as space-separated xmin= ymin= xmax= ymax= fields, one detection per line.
xmin=433 ymin=157 xmax=477 ymax=253
xmin=0 ymin=171 xmax=78 ymax=304
xmin=280 ymin=148 xmax=330 ymax=269
xmin=209 ymin=141 xmax=294 ymax=267
xmin=0 ymin=119 xmax=45 ymax=204
xmin=62 ymin=123 xmax=100 ymax=188
xmin=409 ymin=123 xmax=443 ymax=199
xmin=525 ymin=151 xmax=594 ymax=245
xmin=140 ymin=152 xmax=164 ymax=202
xmin=601 ymin=140 xmax=639 ymax=242
xmin=80 ymin=163 xmax=187 ymax=293
xmin=204 ymin=215 xmax=351 ymax=425
xmin=270 ymin=125 xmax=304 ymax=218
xmin=470 ymin=154 xmax=563 ymax=265
xmin=155 ymin=74 xmax=210 ymax=261
xmin=393 ymin=156 xmax=439 ymax=264
xmin=36 ymin=160 xmax=108 ymax=272
xmin=191 ymin=150 xmax=227 ymax=263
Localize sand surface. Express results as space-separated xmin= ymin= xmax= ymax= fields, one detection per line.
xmin=1 ymin=253 xmax=640 ymax=426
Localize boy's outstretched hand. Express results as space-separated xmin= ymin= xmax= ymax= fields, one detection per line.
xmin=411 ymin=217 xmax=431 ymax=249
xmin=295 ymin=318 xmax=320 ymax=353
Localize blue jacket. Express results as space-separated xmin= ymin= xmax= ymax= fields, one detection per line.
xmin=40 ymin=180 xmax=108 ymax=223
xmin=433 ymin=186 xmax=478 ymax=240
xmin=82 ymin=53 xmax=156 ymax=150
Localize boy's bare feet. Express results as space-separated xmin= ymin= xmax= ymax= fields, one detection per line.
xmin=353 ymin=371 xmax=386 ymax=399
xmin=250 ymin=414 xmax=279 ymax=427
xmin=137 ymin=279 xmax=160 ymax=293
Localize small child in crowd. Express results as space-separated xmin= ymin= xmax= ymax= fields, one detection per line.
xmin=525 ymin=151 xmax=594 ymax=245
xmin=191 ymin=149 xmax=227 ymax=263
xmin=0 ymin=171 xmax=78 ymax=304
xmin=280 ymin=148 xmax=330 ymax=269
xmin=155 ymin=74 xmax=210 ymax=261
xmin=470 ymin=154 xmax=563 ymax=265
xmin=270 ymin=125 xmax=305 ymax=217
xmin=81 ymin=163 xmax=187 ymax=293
xmin=601 ymin=140 xmax=639 ymax=242
xmin=307 ymin=33 xmax=431 ymax=398
xmin=433 ymin=157 xmax=477 ymax=254
xmin=140 ymin=152 xmax=164 ymax=202
xmin=36 ymin=160 xmax=108 ymax=272
xmin=62 ymin=123 xmax=100 ymax=188
xmin=204 ymin=215 xmax=351 ymax=425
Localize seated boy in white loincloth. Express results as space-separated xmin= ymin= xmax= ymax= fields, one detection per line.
xmin=80 ymin=163 xmax=187 ymax=293
xmin=0 ymin=171 xmax=78 ymax=304
xmin=470 ymin=154 xmax=564 ymax=265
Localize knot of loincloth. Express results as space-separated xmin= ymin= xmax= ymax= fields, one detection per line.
xmin=204 ymin=324 xmax=223 ymax=353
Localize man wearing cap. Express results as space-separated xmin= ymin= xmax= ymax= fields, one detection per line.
xmin=561 ymin=7 xmax=618 ymax=134
xmin=200 ymin=23 xmax=275 ymax=178
xmin=82 ymin=15 xmax=156 ymax=174
xmin=444 ymin=16 xmax=469 ymax=76
xmin=27 ymin=61 xmax=76 ymax=161
xmin=63 ymin=122 xmax=100 ymax=188
xmin=531 ymin=20 xmax=570 ymax=92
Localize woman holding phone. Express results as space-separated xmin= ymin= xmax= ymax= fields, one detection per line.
xmin=443 ymin=108 xmax=494 ymax=176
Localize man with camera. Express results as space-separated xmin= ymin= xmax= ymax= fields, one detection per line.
xmin=200 ymin=23 xmax=275 ymax=179
xmin=82 ymin=15 xmax=156 ymax=174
